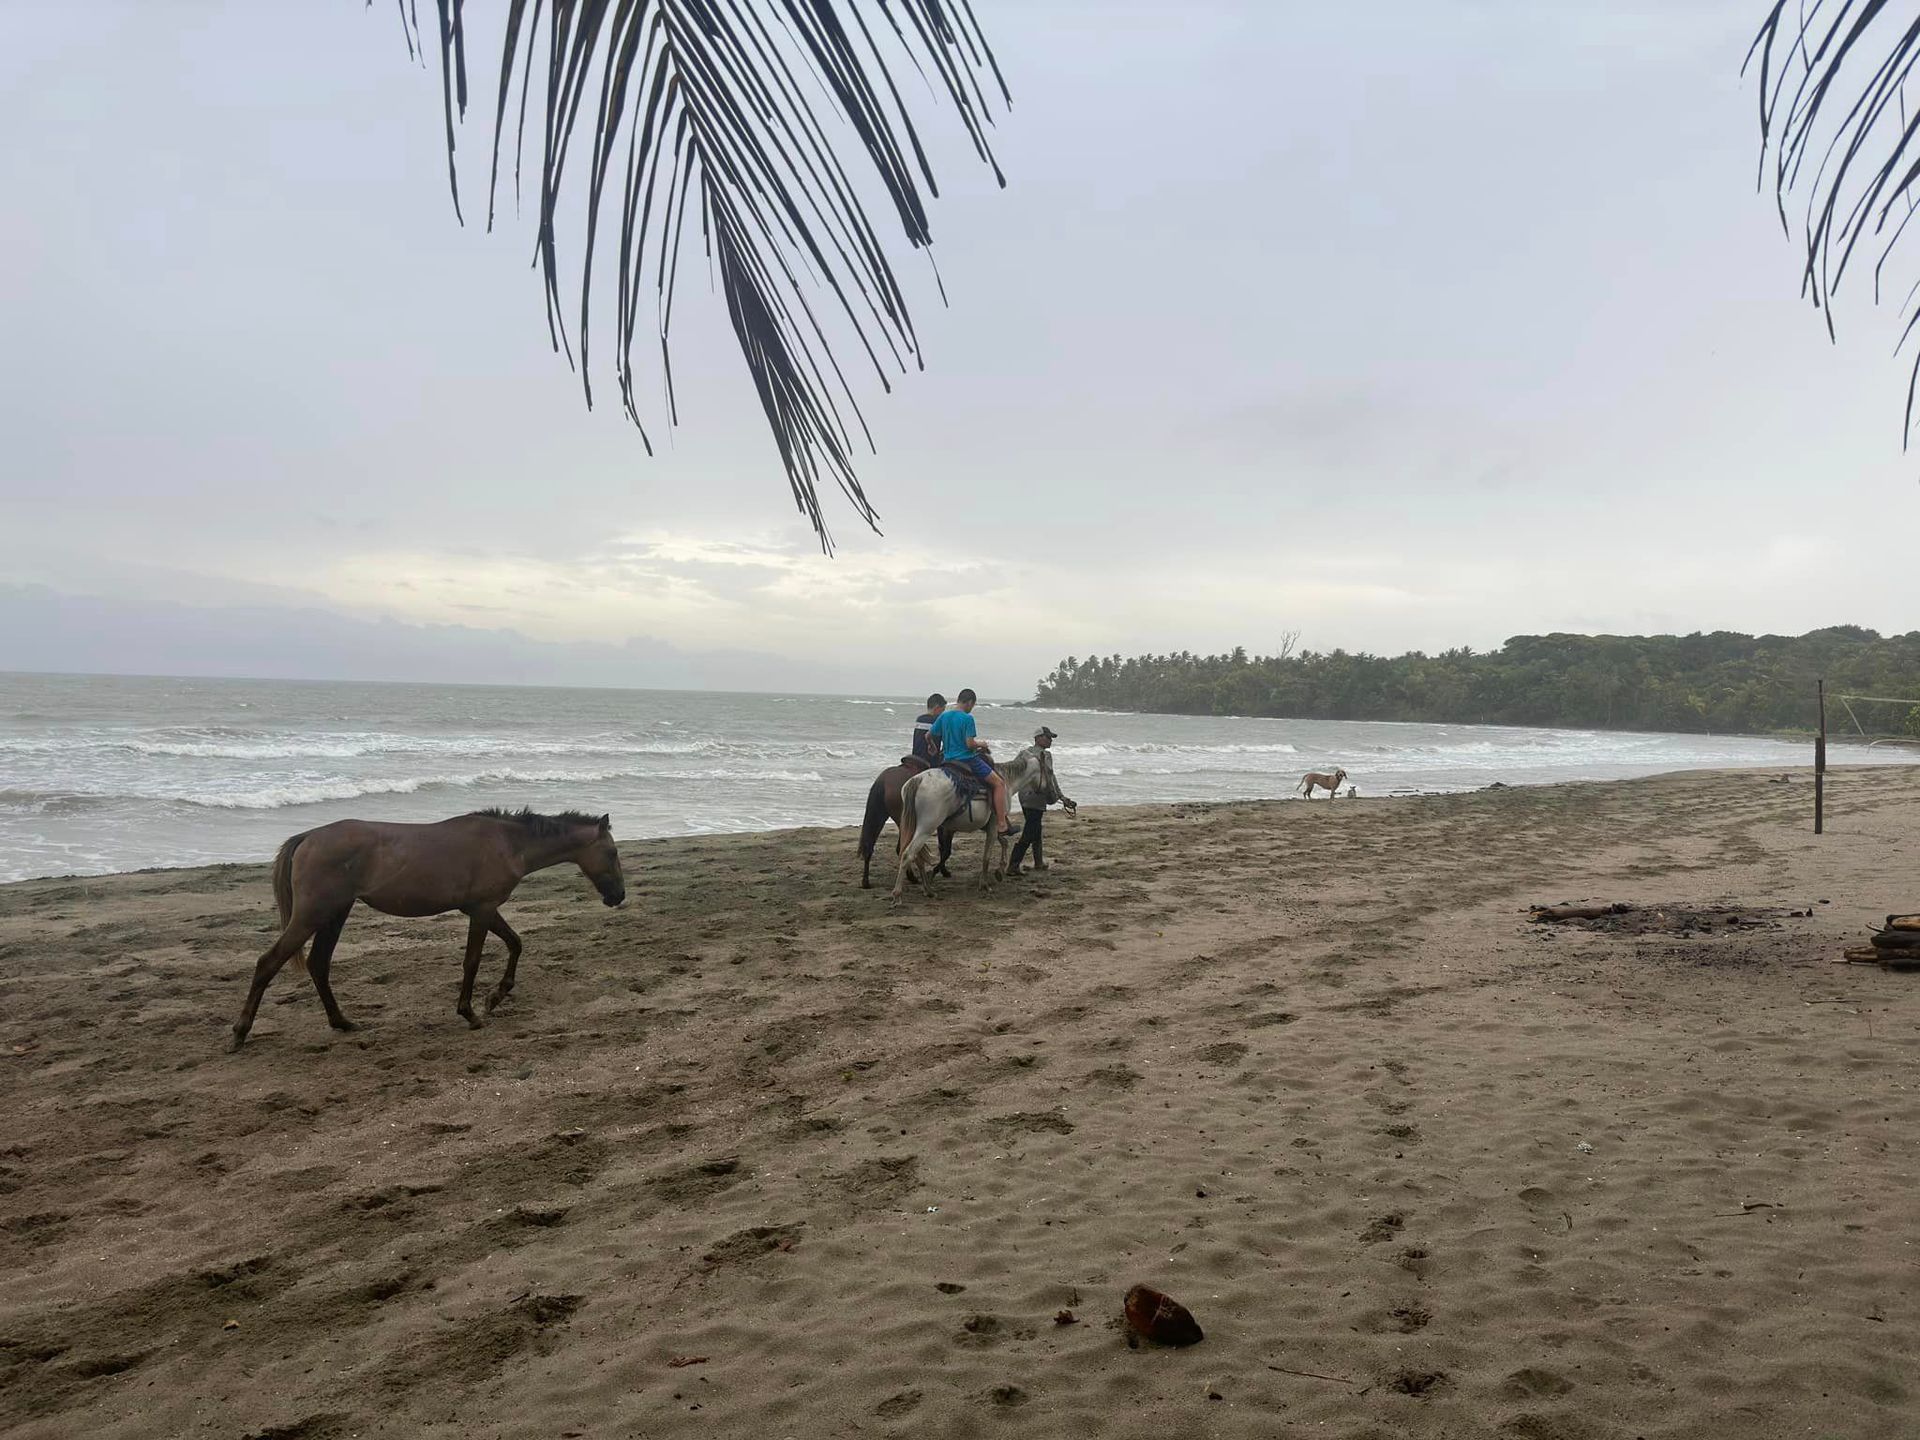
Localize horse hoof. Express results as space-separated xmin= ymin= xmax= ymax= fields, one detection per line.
xmin=330 ymin=1018 xmax=359 ymax=1033
xmin=226 ymin=1031 xmax=248 ymax=1053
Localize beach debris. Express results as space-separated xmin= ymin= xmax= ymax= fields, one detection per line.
xmin=1266 ymin=1363 xmax=1354 ymax=1385
xmin=1530 ymin=902 xmax=1632 ymax=923
xmin=1533 ymin=901 xmax=1806 ymax=937
xmin=1835 ymin=917 xmax=1920 ymax=970
xmin=1574 ymin=1141 xmax=1595 ymax=1154
xmin=1053 ymin=1309 xmax=1078 ymax=1326
xmin=668 ymin=1355 xmax=709 ymax=1368
xmin=222 ymin=1319 xmax=240 ymax=1331
xmin=8 ymin=1041 xmax=39 ymax=1057
xmin=1124 ymin=1284 xmax=1204 ymax=1346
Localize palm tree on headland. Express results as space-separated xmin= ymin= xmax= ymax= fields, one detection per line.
xmin=394 ymin=1 xmax=1006 ymax=551
xmin=1750 ymin=2 xmax=1920 ymax=443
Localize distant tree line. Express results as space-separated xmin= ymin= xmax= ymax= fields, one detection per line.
xmin=1032 ymin=627 xmax=1920 ymax=736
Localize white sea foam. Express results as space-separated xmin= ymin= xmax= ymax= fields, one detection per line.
xmin=2 ymin=673 xmax=1908 ymax=881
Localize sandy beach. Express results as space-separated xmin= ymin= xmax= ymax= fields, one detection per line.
xmin=3 ymin=766 xmax=1918 ymax=1439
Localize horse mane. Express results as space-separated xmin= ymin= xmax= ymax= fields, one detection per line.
xmin=471 ymin=807 xmax=603 ymax=837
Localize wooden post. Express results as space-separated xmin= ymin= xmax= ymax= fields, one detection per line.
xmin=1815 ymin=678 xmax=1826 ymax=835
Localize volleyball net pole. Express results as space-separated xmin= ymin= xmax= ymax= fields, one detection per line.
xmin=1814 ymin=685 xmax=1920 ymax=833
xmin=1815 ymin=678 xmax=1825 ymax=835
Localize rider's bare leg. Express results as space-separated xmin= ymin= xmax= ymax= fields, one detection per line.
xmin=988 ymin=771 xmax=1014 ymax=833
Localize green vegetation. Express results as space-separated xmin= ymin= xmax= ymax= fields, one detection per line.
xmin=1033 ymin=628 xmax=1920 ymax=736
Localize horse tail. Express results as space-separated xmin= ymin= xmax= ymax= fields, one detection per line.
xmin=898 ymin=775 xmax=920 ymax=858
xmin=858 ymin=774 xmax=889 ymax=862
xmin=273 ymin=830 xmax=311 ymax=973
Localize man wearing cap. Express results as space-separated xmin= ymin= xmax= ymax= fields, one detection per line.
xmin=1008 ymin=725 xmax=1077 ymax=876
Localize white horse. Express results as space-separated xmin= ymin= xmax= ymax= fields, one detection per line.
xmin=891 ymin=745 xmax=1051 ymax=904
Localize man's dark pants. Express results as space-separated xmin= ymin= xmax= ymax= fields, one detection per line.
xmin=1009 ymin=806 xmax=1044 ymax=871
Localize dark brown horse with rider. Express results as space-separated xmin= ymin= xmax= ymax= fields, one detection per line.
xmin=858 ymin=692 xmax=955 ymax=888
xmin=229 ymin=808 xmax=625 ymax=1050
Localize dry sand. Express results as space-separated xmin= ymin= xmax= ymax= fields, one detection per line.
xmin=3 ymin=767 xmax=1919 ymax=1439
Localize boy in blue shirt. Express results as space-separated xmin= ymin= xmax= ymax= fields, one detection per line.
xmin=928 ymin=688 xmax=1017 ymax=836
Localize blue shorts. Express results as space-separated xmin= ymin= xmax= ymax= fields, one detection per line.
xmin=953 ymin=755 xmax=993 ymax=780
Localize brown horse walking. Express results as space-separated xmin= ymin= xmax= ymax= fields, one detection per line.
xmin=857 ymin=755 xmax=953 ymax=888
xmin=229 ymin=808 xmax=626 ymax=1051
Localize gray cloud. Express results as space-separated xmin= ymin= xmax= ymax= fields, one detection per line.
xmin=2 ymin=1 xmax=1916 ymax=694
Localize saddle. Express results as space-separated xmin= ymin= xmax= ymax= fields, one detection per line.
xmin=898 ymin=754 xmax=931 ymax=772
xmin=939 ymin=761 xmax=990 ymax=823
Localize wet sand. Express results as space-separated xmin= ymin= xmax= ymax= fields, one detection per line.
xmin=3 ymin=767 xmax=1918 ymax=1438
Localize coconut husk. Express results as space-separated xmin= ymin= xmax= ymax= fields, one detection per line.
xmin=1123 ymin=1284 xmax=1204 ymax=1346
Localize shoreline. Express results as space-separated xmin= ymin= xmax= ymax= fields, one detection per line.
xmin=0 ymin=762 xmax=1889 ymax=889
xmin=5 ymin=766 xmax=1920 ymax=1436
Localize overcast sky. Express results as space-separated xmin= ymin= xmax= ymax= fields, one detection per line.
xmin=2 ymin=1 xmax=1914 ymax=697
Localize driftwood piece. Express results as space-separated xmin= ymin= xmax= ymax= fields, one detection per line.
xmin=1884 ymin=915 xmax=1920 ymax=931
xmin=1530 ymin=903 xmax=1633 ymax=924
xmin=1843 ymin=947 xmax=1885 ymax=963
xmin=1869 ymin=930 xmax=1920 ymax=950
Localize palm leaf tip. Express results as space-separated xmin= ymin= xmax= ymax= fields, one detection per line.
xmin=1750 ymin=0 xmax=1920 ymax=445
xmin=414 ymin=0 xmax=1007 ymax=552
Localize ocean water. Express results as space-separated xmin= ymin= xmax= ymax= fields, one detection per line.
xmin=0 ymin=672 xmax=1900 ymax=882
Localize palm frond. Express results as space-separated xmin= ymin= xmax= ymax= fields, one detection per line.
xmin=1749 ymin=1 xmax=1920 ymax=440
xmin=413 ymin=1 xmax=1008 ymax=549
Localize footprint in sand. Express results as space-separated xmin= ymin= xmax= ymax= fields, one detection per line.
xmin=1359 ymin=1213 xmax=1405 ymax=1243
xmin=987 ymin=1110 xmax=1075 ymax=1136
xmin=1389 ymin=1303 xmax=1431 ymax=1332
xmin=1499 ymin=1367 xmax=1574 ymax=1400
xmin=1198 ymin=1041 xmax=1248 ymax=1064
xmin=702 ymin=1223 xmax=802 ymax=1266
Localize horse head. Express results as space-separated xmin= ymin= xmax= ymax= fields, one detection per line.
xmin=576 ymin=814 xmax=626 ymax=906
xmin=998 ymin=744 xmax=1047 ymax=791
